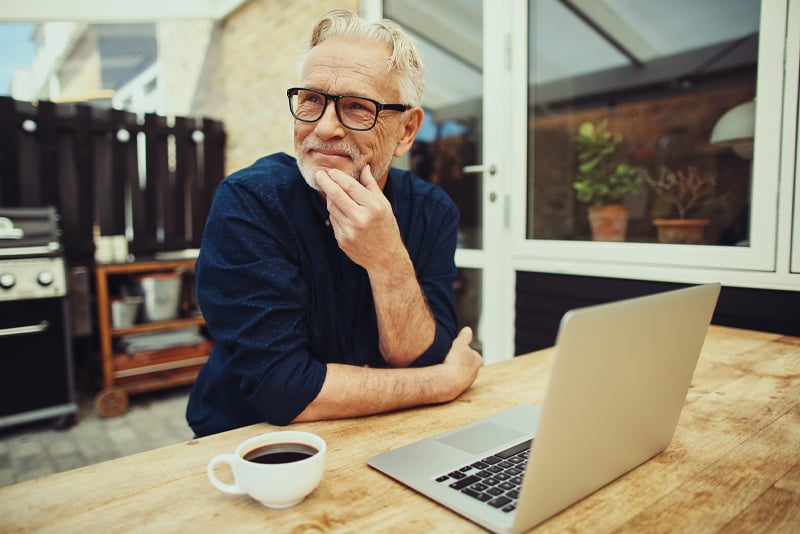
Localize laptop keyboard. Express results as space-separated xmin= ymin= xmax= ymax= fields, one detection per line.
xmin=435 ymin=439 xmax=533 ymax=513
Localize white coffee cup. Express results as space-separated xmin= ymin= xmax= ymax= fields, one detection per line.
xmin=207 ymin=431 xmax=326 ymax=508
xmin=94 ymin=236 xmax=114 ymax=263
xmin=111 ymin=235 xmax=129 ymax=263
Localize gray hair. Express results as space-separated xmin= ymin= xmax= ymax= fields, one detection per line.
xmin=301 ymin=9 xmax=425 ymax=107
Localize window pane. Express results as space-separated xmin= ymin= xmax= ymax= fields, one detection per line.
xmin=527 ymin=0 xmax=760 ymax=246
xmin=385 ymin=0 xmax=484 ymax=249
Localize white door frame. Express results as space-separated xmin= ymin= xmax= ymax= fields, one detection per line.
xmin=473 ymin=0 xmax=515 ymax=363
xmin=367 ymin=0 xmax=518 ymax=363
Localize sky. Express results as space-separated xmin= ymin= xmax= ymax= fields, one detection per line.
xmin=0 ymin=23 xmax=36 ymax=96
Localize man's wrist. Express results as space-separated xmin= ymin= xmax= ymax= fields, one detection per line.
xmin=369 ymin=252 xmax=416 ymax=289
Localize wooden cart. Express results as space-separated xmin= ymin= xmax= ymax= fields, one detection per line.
xmin=93 ymin=259 xmax=211 ymax=417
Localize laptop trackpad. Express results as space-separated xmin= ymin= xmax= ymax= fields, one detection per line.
xmin=438 ymin=422 xmax=525 ymax=455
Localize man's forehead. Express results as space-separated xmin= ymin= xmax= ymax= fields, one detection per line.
xmin=301 ymin=38 xmax=398 ymax=98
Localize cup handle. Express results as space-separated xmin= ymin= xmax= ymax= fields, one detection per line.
xmin=207 ymin=453 xmax=246 ymax=494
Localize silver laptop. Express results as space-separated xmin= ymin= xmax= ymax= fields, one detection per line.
xmin=368 ymin=283 xmax=721 ymax=533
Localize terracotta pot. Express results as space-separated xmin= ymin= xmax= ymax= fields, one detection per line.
xmin=653 ymin=218 xmax=710 ymax=244
xmin=588 ymin=205 xmax=629 ymax=242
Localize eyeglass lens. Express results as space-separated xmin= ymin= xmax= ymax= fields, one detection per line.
xmin=290 ymin=89 xmax=378 ymax=130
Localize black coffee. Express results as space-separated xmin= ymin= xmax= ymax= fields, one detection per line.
xmin=244 ymin=442 xmax=318 ymax=464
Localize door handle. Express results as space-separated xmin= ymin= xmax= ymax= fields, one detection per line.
xmin=462 ymin=164 xmax=496 ymax=175
xmin=0 ymin=320 xmax=50 ymax=338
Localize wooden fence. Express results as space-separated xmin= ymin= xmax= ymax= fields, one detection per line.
xmin=0 ymin=96 xmax=226 ymax=264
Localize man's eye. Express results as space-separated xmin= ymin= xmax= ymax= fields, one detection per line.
xmin=343 ymin=99 xmax=373 ymax=113
xmin=302 ymin=94 xmax=322 ymax=105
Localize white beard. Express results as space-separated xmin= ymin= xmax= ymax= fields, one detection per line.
xmin=296 ymin=140 xmax=362 ymax=191
xmin=296 ymin=139 xmax=392 ymax=190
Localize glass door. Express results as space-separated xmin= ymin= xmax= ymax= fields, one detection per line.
xmin=789 ymin=0 xmax=800 ymax=275
xmin=512 ymin=0 xmax=786 ymax=278
xmin=381 ymin=0 xmax=515 ymax=362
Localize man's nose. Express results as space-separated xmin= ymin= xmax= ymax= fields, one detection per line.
xmin=315 ymin=100 xmax=346 ymax=137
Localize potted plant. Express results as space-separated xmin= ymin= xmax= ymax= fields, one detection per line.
xmin=573 ymin=121 xmax=641 ymax=241
xmin=637 ymin=165 xmax=717 ymax=244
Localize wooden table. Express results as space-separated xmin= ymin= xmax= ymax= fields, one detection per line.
xmin=2 ymin=325 xmax=799 ymax=533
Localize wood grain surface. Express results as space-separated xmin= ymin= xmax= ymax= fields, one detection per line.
xmin=1 ymin=326 xmax=798 ymax=533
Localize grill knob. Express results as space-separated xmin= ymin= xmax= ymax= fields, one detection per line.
xmin=0 ymin=273 xmax=16 ymax=290
xmin=38 ymin=271 xmax=55 ymax=286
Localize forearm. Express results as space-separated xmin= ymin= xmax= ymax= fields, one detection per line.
xmin=369 ymin=251 xmax=436 ymax=367
xmin=293 ymin=326 xmax=482 ymax=423
xmin=293 ymin=362 xmax=448 ymax=422
xmin=316 ymin=166 xmax=455 ymax=366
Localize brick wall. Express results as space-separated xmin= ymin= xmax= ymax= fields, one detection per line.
xmin=189 ymin=0 xmax=359 ymax=175
xmin=57 ymin=29 xmax=102 ymax=97
xmin=42 ymin=1 xmax=359 ymax=177
xmin=157 ymin=19 xmax=216 ymax=117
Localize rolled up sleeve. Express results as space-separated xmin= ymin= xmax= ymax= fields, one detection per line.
xmin=401 ymin=182 xmax=460 ymax=368
xmin=194 ymin=178 xmax=326 ymax=427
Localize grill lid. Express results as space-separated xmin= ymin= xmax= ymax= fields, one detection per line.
xmin=0 ymin=207 xmax=61 ymax=252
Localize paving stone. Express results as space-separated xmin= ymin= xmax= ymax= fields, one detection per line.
xmin=12 ymin=452 xmax=54 ymax=483
xmin=126 ymin=411 xmax=170 ymax=450
xmin=7 ymin=437 xmax=54 ymax=484
xmin=45 ymin=434 xmax=79 ymax=456
xmin=71 ymin=420 xmax=119 ymax=463
xmin=107 ymin=419 xmax=150 ymax=456
xmin=165 ymin=415 xmax=194 ymax=442
xmin=45 ymin=434 xmax=86 ymax=474
xmin=8 ymin=434 xmax=47 ymax=456
xmin=0 ymin=386 xmax=192 ymax=488
xmin=51 ymin=452 xmax=88 ymax=473
xmin=0 ymin=467 xmax=14 ymax=487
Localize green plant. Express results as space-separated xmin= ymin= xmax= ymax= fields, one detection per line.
xmin=638 ymin=165 xmax=716 ymax=219
xmin=573 ymin=121 xmax=641 ymax=206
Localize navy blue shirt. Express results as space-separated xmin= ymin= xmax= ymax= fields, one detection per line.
xmin=187 ymin=153 xmax=459 ymax=436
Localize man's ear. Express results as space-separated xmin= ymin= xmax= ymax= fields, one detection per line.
xmin=393 ymin=107 xmax=425 ymax=158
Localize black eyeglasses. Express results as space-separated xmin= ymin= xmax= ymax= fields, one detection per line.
xmin=287 ymin=87 xmax=410 ymax=131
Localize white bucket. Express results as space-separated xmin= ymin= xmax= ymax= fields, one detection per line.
xmin=110 ymin=297 xmax=142 ymax=328
xmin=135 ymin=272 xmax=183 ymax=322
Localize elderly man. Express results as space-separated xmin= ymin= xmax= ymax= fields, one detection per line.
xmin=187 ymin=9 xmax=482 ymax=437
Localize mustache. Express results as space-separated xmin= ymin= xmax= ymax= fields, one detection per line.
xmin=301 ymin=139 xmax=360 ymax=161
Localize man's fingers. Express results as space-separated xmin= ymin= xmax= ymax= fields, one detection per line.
xmin=315 ymin=169 xmax=339 ymax=198
xmin=326 ymin=196 xmax=346 ymax=221
xmin=457 ymin=326 xmax=473 ymax=344
xmin=359 ymin=165 xmax=382 ymax=193
xmin=318 ymin=168 xmax=370 ymax=210
xmin=327 ymin=167 xmax=361 ymax=191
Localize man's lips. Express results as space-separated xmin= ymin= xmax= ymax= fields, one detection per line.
xmin=309 ymin=149 xmax=352 ymax=166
